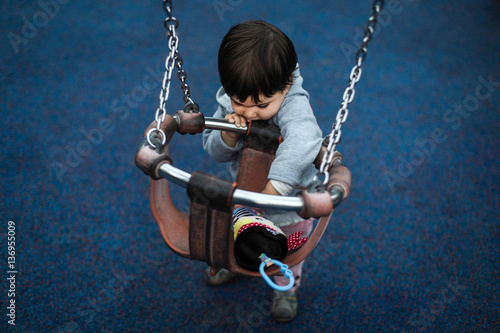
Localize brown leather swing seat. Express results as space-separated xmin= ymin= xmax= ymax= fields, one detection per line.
xmin=136 ymin=110 xmax=351 ymax=278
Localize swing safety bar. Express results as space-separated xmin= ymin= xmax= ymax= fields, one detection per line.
xmin=158 ymin=162 xmax=344 ymax=212
xmin=174 ymin=112 xmax=282 ymax=142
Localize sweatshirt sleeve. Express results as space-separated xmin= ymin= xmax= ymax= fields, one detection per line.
xmin=202 ymin=104 xmax=244 ymax=163
xmin=268 ymin=95 xmax=323 ymax=187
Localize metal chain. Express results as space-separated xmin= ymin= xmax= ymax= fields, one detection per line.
xmin=316 ymin=0 xmax=384 ymax=186
xmin=147 ymin=0 xmax=197 ymax=148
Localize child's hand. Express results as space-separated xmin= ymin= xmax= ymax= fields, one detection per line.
xmin=225 ymin=113 xmax=248 ymax=128
xmin=221 ymin=113 xmax=247 ymax=146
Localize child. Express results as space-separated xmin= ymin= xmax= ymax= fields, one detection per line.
xmin=202 ymin=20 xmax=323 ymax=322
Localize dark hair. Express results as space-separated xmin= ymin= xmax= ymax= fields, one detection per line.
xmin=218 ymin=20 xmax=297 ymax=103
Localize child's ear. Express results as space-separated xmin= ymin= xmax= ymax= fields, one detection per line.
xmin=284 ymin=84 xmax=291 ymax=94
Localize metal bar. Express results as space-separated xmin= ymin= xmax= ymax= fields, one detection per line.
xmin=204 ymin=117 xmax=248 ymax=134
xmin=158 ymin=163 xmax=303 ymax=211
xmin=232 ymin=189 xmax=303 ymax=211
xmin=159 ymin=163 xmax=191 ymax=187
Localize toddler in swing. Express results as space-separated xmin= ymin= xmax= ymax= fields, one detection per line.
xmin=202 ymin=20 xmax=323 ymax=322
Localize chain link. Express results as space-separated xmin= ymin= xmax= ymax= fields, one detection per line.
xmin=315 ymin=0 xmax=384 ymax=186
xmin=147 ymin=0 xmax=197 ymax=148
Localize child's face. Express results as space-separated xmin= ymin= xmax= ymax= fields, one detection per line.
xmin=230 ymin=87 xmax=289 ymax=121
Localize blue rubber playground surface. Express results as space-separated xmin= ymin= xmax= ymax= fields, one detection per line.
xmin=1 ymin=0 xmax=499 ymax=332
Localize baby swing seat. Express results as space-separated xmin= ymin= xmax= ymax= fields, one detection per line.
xmin=136 ymin=110 xmax=352 ymax=278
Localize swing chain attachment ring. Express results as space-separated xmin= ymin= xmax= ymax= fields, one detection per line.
xmin=146 ymin=128 xmax=167 ymax=150
xmin=316 ymin=0 xmax=384 ymax=187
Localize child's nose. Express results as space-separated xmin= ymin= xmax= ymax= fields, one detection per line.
xmin=244 ymin=109 xmax=256 ymax=119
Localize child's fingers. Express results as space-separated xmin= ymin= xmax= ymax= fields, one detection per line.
xmin=236 ymin=116 xmax=247 ymax=128
xmin=224 ymin=114 xmax=237 ymax=125
xmin=225 ymin=114 xmax=247 ymax=128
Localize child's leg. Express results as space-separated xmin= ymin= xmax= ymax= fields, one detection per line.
xmin=273 ymin=218 xmax=314 ymax=293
